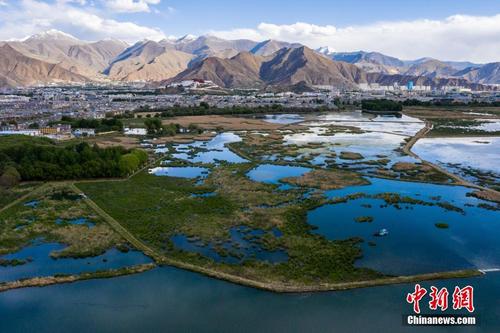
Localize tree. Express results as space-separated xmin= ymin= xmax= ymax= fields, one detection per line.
xmin=119 ymin=154 xmax=140 ymax=176
xmin=0 ymin=137 xmax=132 ymax=181
xmin=144 ymin=118 xmax=163 ymax=135
xmin=187 ymin=123 xmax=203 ymax=134
xmin=131 ymin=149 xmax=148 ymax=165
xmin=0 ymin=166 xmax=21 ymax=188
xmin=361 ymin=99 xmax=402 ymax=112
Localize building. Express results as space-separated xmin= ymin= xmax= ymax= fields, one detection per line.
xmin=0 ymin=130 xmax=41 ymax=137
xmin=73 ymin=128 xmax=96 ymax=137
xmin=124 ymin=127 xmax=147 ymax=136
xmin=407 ymin=81 xmax=414 ymax=91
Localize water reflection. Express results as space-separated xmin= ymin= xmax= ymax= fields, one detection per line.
xmin=172 ymin=133 xmax=248 ymax=164
xmin=149 ymin=166 xmax=210 ymax=179
xmin=0 ymin=240 xmax=151 ymax=283
xmin=171 ymin=226 xmax=288 ymax=264
xmin=309 ymin=178 xmax=500 ymax=275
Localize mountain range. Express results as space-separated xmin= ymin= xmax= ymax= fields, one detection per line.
xmin=327 ymin=51 xmax=500 ymax=83
xmin=166 ymin=47 xmax=367 ymax=90
xmin=0 ymin=30 xmax=498 ymax=89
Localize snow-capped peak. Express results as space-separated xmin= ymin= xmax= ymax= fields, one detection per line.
xmin=176 ymin=34 xmax=197 ymax=43
xmin=316 ymin=46 xmax=335 ymax=56
xmin=26 ymin=29 xmax=79 ymax=42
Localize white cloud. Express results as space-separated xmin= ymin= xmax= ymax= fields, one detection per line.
xmin=209 ymin=15 xmax=500 ymax=63
xmin=104 ymin=0 xmax=160 ymax=13
xmin=0 ymin=0 xmax=165 ymax=43
xmin=1 ymin=1 xmax=498 ymax=64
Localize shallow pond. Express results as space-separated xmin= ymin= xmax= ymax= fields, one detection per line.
xmin=247 ymin=164 xmax=311 ymax=189
xmin=55 ymin=217 xmax=95 ymax=228
xmin=413 ymin=137 xmax=500 ymax=186
xmin=413 ymin=137 xmax=500 ymax=174
xmin=2 ymin=112 xmax=500 ymax=331
xmin=285 ymin=128 xmax=419 ymax=168
xmin=261 ymin=114 xmax=305 ymax=124
xmin=304 ymin=111 xmax=425 ymax=137
xmin=172 ymin=133 xmax=248 ymax=164
xmin=23 ymin=200 xmax=39 ymax=208
xmin=308 ymin=178 xmax=500 ymax=275
xmin=171 ymin=226 xmax=288 ymax=264
xmin=0 ymin=241 xmax=152 ymax=283
xmin=149 ymin=166 xmax=210 ymax=179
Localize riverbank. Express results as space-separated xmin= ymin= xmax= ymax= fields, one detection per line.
xmin=156 ymin=258 xmax=482 ymax=293
xmin=0 ymin=263 xmax=156 ymax=293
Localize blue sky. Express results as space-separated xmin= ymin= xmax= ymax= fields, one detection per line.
xmin=0 ymin=0 xmax=499 ymax=62
xmin=135 ymin=0 xmax=500 ymax=36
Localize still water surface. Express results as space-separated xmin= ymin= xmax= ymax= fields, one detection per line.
xmin=0 ymin=267 xmax=497 ymax=332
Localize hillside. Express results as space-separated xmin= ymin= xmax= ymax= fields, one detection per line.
xmin=168 ymin=46 xmax=366 ymax=89
xmin=0 ymin=44 xmax=88 ymax=87
xmin=455 ymin=62 xmax=500 ymax=84
xmin=104 ymin=40 xmax=194 ymax=81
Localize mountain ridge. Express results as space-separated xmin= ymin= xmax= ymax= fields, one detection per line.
xmin=0 ymin=30 xmax=498 ymax=88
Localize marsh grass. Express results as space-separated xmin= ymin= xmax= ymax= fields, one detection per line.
xmin=0 ymin=183 xmax=126 ymax=258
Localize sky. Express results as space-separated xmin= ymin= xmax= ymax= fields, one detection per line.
xmin=0 ymin=0 xmax=499 ymax=63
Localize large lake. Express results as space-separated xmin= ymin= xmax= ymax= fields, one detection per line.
xmin=0 ymin=267 xmax=498 ymax=332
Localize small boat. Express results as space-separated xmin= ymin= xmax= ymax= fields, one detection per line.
xmin=374 ymin=228 xmax=389 ymax=237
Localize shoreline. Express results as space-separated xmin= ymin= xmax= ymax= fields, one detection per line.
xmin=0 ymin=263 xmax=156 ymax=293
xmin=0 ymin=260 xmax=482 ymax=294
xmin=156 ymin=257 xmax=484 ymax=293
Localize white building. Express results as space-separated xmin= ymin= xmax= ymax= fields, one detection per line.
xmin=124 ymin=128 xmax=147 ymax=136
xmin=0 ymin=130 xmax=41 ymax=137
xmin=73 ymin=128 xmax=96 ymax=137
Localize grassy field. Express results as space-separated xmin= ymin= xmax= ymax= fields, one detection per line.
xmin=0 ymin=183 xmax=128 ymax=258
xmin=403 ymin=106 xmax=500 ymax=137
xmin=76 ymin=163 xmax=385 ymax=286
xmin=0 ymin=183 xmax=41 ymax=210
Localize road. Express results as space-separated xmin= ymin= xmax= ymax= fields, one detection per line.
xmin=402 ymin=121 xmax=498 ymax=192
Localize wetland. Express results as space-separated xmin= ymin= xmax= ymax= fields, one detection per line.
xmin=1 ymin=109 xmax=499 ymax=295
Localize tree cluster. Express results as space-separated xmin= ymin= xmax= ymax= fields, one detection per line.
xmin=133 ymin=104 xmax=320 ymax=118
xmin=0 ymin=136 xmax=148 ymax=182
xmin=361 ymin=99 xmax=403 ymax=112
xmin=401 ymin=99 xmax=500 ymax=107
xmin=56 ymin=116 xmax=124 ymax=133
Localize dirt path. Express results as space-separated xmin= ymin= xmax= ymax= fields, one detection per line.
xmin=0 ymin=183 xmax=49 ymax=215
xmin=68 ymin=183 xmax=167 ymax=264
xmin=403 ymin=121 xmax=498 ymax=192
xmin=402 ymin=121 xmax=433 ymax=158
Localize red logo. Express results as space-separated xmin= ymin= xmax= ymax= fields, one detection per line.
xmin=407 ymin=285 xmax=474 ymax=313
xmin=429 ymin=286 xmax=449 ymax=311
xmin=452 ymin=286 xmax=475 ymax=313
xmin=406 ymin=284 xmax=427 ymax=314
